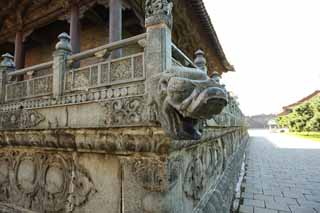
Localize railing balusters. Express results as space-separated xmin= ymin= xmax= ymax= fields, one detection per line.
xmin=2 ymin=33 xmax=147 ymax=103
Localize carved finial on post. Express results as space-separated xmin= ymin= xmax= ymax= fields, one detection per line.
xmin=0 ymin=53 xmax=15 ymax=103
xmin=53 ymin=33 xmax=72 ymax=97
xmin=145 ymin=0 xmax=173 ymax=28
xmin=55 ymin=32 xmax=72 ymax=52
xmin=0 ymin=53 xmax=15 ymax=69
xmin=194 ymin=49 xmax=207 ymax=73
xmin=211 ymin=71 xmax=221 ymax=83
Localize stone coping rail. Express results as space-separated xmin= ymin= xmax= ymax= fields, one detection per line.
xmin=7 ymin=61 xmax=53 ymax=76
xmin=172 ymin=43 xmax=196 ymax=68
xmin=68 ymin=33 xmax=147 ymax=62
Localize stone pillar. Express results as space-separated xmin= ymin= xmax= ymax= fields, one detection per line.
xmin=194 ymin=49 xmax=207 ymax=73
xmin=53 ymin=33 xmax=71 ymax=97
xmin=70 ymin=1 xmax=81 ymax=68
xmin=145 ymin=0 xmax=173 ymax=79
xmin=0 ymin=53 xmax=15 ymax=103
xmin=144 ymin=0 xmax=173 ymax=122
xmin=14 ymin=31 xmax=25 ymax=69
xmin=109 ymin=0 xmax=122 ymax=58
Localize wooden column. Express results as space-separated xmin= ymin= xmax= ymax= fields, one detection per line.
xmin=109 ymin=0 xmax=122 ymax=58
xmin=14 ymin=31 xmax=25 ymax=70
xmin=70 ymin=2 xmax=81 ymax=68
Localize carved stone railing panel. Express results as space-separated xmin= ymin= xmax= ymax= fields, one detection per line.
xmin=6 ymin=81 xmax=27 ymax=101
xmin=65 ymin=53 xmax=145 ymax=92
xmin=6 ymin=75 xmax=53 ymax=101
xmin=28 ymin=75 xmax=53 ymax=97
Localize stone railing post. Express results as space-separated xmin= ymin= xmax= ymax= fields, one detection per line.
xmin=0 ymin=53 xmax=15 ymax=103
xmin=144 ymin=0 xmax=173 ymax=122
xmin=194 ymin=49 xmax=208 ymax=73
xmin=53 ymin=33 xmax=72 ymax=97
xmin=145 ymin=0 xmax=173 ymax=79
xmin=211 ymin=71 xmax=221 ymax=83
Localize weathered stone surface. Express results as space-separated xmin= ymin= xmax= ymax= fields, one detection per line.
xmin=0 ymin=1 xmax=248 ymax=213
xmin=0 ymin=150 xmax=97 ymax=212
xmin=146 ymin=66 xmax=228 ymax=140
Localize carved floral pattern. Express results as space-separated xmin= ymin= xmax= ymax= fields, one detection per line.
xmin=131 ymin=158 xmax=167 ymax=192
xmin=133 ymin=55 xmax=144 ymax=78
xmin=110 ymin=58 xmax=132 ymax=82
xmin=0 ymin=109 xmax=45 ymax=129
xmin=103 ymin=97 xmax=145 ymax=127
xmin=0 ymin=151 xmax=96 ymax=212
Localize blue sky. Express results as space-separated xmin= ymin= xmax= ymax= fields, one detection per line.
xmin=203 ymin=0 xmax=320 ymax=116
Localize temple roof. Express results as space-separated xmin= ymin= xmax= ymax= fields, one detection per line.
xmin=278 ymin=90 xmax=320 ymax=116
xmin=190 ymin=0 xmax=234 ymax=71
xmin=0 ymin=0 xmax=234 ymax=72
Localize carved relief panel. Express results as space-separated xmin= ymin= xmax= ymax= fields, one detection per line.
xmin=0 ymin=109 xmax=44 ymax=130
xmin=0 ymin=151 xmax=96 ymax=212
xmin=183 ymin=140 xmax=224 ymax=202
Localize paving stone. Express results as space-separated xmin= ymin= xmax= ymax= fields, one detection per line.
xmin=239 ymin=205 xmax=254 ymax=213
xmin=289 ymin=205 xmax=316 ymax=213
xmin=239 ymin=131 xmax=320 ymax=213
xmin=282 ymin=191 xmax=307 ymax=199
xmin=243 ymin=199 xmax=265 ymax=208
xmin=254 ymin=194 xmax=274 ymax=202
xmin=296 ymin=200 xmax=320 ymax=208
xmin=305 ymin=195 xmax=320 ymax=202
xmin=273 ymin=196 xmax=298 ymax=205
xmin=254 ymin=207 xmax=277 ymax=213
xmin=242 ymin=192 xmax=254 ymax=199
xmin=265 ymin=201 xmax=290 ymax=211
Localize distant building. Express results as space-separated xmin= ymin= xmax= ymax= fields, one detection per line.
xmin=267 ymin=119 xmax=278 ymax=131
xmin=245 ymin=114 xmax=276 ymax=129
xmin=279 ymin=90 xmax=320 ymax=116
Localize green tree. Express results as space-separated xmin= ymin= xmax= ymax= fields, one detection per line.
xmin=277 ymin=96 xmax=320 ymax=132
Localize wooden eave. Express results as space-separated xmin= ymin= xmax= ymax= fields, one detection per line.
xmin=189 ymin=0 xmax=234 ymax=72
xmin=0 ymin=0 xmax=233 ymax=72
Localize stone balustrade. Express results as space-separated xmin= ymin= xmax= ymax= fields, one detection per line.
xmin=0 ymin=0 xmax=248 ymax=212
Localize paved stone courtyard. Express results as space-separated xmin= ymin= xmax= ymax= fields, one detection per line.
xmin=239 ymin=130 xmax=320 ymax=213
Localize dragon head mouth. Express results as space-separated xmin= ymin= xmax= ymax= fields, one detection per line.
xmin=185 ymin=87 xmax=228 ymax=119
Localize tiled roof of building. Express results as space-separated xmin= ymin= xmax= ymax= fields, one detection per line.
xmin=190 ymin=0 xmax=234 ymax=71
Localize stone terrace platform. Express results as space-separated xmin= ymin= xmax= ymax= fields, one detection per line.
xmin=239 ymin=130 xmax=320 ymax=213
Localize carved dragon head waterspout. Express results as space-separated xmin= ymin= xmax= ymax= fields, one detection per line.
xmin=147 ymin=66 xmax=228 ymax=140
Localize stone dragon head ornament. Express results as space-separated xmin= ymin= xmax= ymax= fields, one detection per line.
xmin=147 ymin=66 xmax=228 ymax=140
